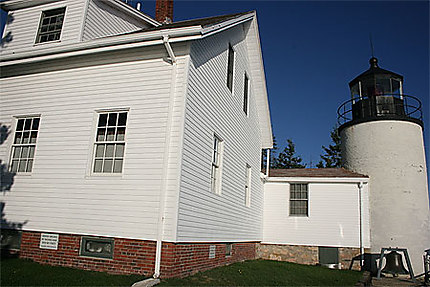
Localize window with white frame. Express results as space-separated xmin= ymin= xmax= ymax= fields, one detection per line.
xmin=36 ymin=7 xmax=66 ymax=43
xmin=9 ymin=117 xmax=40 ymax=173
xmin=243 ymin=73 xmax=249 ymax=115
xmin=93 ymin=111 xmax=127 ymax=174
xmin=245 ymin=164 xmax=251 ymax=207
xmin=226 ymin=44 xmax=235 ymax=92
xmin=289 ymin=183 xmax=308 ymax=216
xmin=210 ymin=135 xmax=223 ymax=194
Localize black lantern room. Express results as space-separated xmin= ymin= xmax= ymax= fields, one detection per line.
xmin=338 ymin=57 xmax=423 ymax=129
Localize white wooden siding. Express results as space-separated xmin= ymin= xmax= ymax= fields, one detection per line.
xmin=176 ymin=24 xmax=264 ymax=242
xmin=82 ymin=0 xmax=150 ymax=41
xmin=243 ymin=18 xmax=272 ymax=148
xmin=263 ymin=181 xmax=370 ymax=248
xmin=0 ymin=43 xmax=189 ymax=241
xmin=1 ymin=0 xmax=87 ymax=56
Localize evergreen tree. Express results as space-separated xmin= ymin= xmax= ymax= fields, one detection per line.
xmin=275 ymin=139 xmax=306 ymax=169
xmin=316 ymin=127 xmax=342 ymax=168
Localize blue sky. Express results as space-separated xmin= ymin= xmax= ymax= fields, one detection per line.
xmin=1 ymin=1 xmax=429 ymax=179
xmin=168 ymin=1 xmax=429 ymax=176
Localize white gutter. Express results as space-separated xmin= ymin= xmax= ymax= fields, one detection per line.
xmin=201 ymin=13 xmax=255 ymax=37
xmin=153 ymin=35 xmax=177 ymax=279
xmin=265 ymin=149 xmax=270 ymax=177
xmin=0 ymin=26 xmax=202 ymax=66
xmin=0 ymin=0 xmax=62 ymax=11
xmin=266 ymin=177 xmax=369 ymax=184
xmin=162 ymin=35 xmax=176 ymax=63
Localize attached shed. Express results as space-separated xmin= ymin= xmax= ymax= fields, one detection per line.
xmin=260 ymin=168 xmax=370 ymax=270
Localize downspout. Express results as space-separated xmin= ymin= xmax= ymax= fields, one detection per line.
xmin=153 ymin=35 xmax=177 ymax=279
xmin=358 ymin=182 xmax=364 ymax=268
xmin=265 ymin=149 xmax=270 ymax=176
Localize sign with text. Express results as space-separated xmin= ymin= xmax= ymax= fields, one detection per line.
xmin=208 ymin=245 xmax=216 ymax=259
xmin=39 ymin=233 xmax=59 ymax=250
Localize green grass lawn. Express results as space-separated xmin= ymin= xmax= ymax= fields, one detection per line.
xmin=1 ymin=256 xmax=145 ymax=286
xmin=1 ymin=256 xmax=362 ymax=286
xmin=160 ymin=259 xmax=363 ymax=286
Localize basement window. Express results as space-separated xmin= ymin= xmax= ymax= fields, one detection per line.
xmin=80 ymin=237 xmax=114 ymax=259
xmin=225 ymin=243 xmax=233 ymax=257
xmin=36 ymin=7 xmax=66 ymax=43
xmin=0 ymin=229 xmax=22 ymax=251
xmin=318 ymin=247 xmax=339 ymax=267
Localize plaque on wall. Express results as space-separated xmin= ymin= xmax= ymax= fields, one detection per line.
xmin=39 ymin=233 xmax=59 ymax=250
xmin=209 ymin=245 xmax=216 ymax=259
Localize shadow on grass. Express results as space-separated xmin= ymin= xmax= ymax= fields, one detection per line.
xmin=1 ymin=257 xmax=146 ymax=286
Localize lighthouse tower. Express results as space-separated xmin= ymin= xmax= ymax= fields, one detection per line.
xmin=337 ymin=57 xmax=430 ymax=274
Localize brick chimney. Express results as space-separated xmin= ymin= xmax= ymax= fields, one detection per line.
xmin=155 ymin=0 xmax=173 ymax=24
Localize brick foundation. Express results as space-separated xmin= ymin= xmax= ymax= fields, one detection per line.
xmin=18 ymin=231 xmax=257 ymax=278
xmin=258 ymin=243 xmax=362 ymax=270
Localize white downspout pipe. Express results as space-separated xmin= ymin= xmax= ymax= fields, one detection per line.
xmin=153 ymin=35 xmax=177 ymax=279
xmin=358 ymin=182 xmax=364 ymax=268
xmin=265 ymin=149 xmax=270 ymax=176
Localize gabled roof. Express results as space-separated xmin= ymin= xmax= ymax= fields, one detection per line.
xmin=0 ymin=10 xmax=272 ymax=148
xmin=131 ymin=11 xmax=252 ymax=33
xmin=268 ymin=168 xmax=368 ymax=178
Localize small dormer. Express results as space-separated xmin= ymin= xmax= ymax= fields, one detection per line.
xmin=0 ymin=0 xmax=159 ymax=56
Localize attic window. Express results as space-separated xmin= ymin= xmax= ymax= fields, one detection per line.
xmin=36 ymin=7 xmax=66 ymax=43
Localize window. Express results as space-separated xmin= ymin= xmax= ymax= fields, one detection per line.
xmin=245 ymin=164 xmax=251 ymax=207
xmin=319 ymin=247 xmax=339 ymax=266
xmin=80 ymin=237 xmax=114 ymax=259
xmin=210 ymin=135 xmax=223 ymax=194
xmin=93 ymin=111 xmax=127 ymax=174
xmin=226 ymin=44 xmax=235 ymax=92
xmin=243 ymin=74 xmax=249 ymax=115
xmin=225 ymin=243 xmax=233 ymax=257
xmin=289 ymin=183 xmax=308 ymax=216
xmin=9 ymin=117 xmax=40 ymax=173
xmin=36 ymin=7 xmax=66 ymax=43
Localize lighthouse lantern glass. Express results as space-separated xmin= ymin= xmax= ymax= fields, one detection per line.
xmin=350 ymin=83 xmax=360 ymax=100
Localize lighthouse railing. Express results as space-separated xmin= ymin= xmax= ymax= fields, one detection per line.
xmin=337 ymin=94 xmax=423 ymax=126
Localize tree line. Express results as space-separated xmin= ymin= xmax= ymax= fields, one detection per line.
xmin=263 ymin=127 xmax=341 ymax=169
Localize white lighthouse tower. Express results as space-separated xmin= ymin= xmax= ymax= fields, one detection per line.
xmin=338 ymin=57 xmax=430 ymax=275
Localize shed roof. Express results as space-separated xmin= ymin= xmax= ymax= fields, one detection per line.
xmin=268 ymin=168 xmax=368 ymax=178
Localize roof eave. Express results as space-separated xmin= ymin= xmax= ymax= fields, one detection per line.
xmin=0 ymin=0 xmax=63 ymax=11
xmin=107 ymin=0 xmax=161 ymax=27
xmin=0 ymin=11 xmax=259 ymax=67
xmin=266 ymin=176 xmax=369 ymax=183
xmin=0 ymin=26 xmax=203 ymax=66
xmin=248 ymin=13 xmax=273 ymax=149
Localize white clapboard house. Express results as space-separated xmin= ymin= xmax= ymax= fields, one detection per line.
xmin=0 ymin=0 xmax=376 ymax=279
xmin=0 ymin=0 xmax=272 ymax=278
xmin=260 ymin=168 xmax=370 ymax=270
